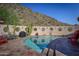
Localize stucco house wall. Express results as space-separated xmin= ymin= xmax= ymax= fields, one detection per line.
xmin=31 ymin=26 xmax=79 ymax=36
xmin=0 ymin=25 xmax=79 ymax=36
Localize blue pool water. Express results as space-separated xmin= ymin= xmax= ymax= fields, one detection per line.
xmin=24 ymin=36 xmax=60 ymax=53
xmin=31 ymin=36 xmax=59 ymax=44
xmin=24 ymin=39 xmax=42 ymax=53
xmin=24 ymin=35 xmax=79 ymax=55
xmin=37 ymin=44 xmax=48 ymax=50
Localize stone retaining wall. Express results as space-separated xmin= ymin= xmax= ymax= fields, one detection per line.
xmin=0 ymin=25 xmax=79 ymax=36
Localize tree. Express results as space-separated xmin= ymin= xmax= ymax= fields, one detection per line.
xmin=10 ymin=14 xmax=18 ymax=35
xmin=0 ymin=8 xmax=11 ymax=34
xmin=8 ymin=7 xmax=19 ymax=35
xmin=0 ymin=8 xmax=19 ymax=35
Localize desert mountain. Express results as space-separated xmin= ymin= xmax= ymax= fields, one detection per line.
xmin=0 ymin=3 xmax=70 ymax=26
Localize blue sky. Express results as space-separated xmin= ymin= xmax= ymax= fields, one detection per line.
xmin=20 ymin=3 xmax=79 ymax=25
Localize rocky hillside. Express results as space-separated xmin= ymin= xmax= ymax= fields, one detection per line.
xmin=0 ymin=3 xmax=70 ymax=26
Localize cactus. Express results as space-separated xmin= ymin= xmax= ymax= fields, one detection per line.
xmin=27 ymin=23 xmax=33 ymax=36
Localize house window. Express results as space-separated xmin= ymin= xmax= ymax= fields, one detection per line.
xmin=58 ymin=27 xmax=62 ymax=31
xmin=50 ymin=27 xmax=53 ymax=31
xmin=68 ymin=27 xmax=72 ymax=32
xmin=42 ymin=28 xmax=45 ymax=31
xmin=3 ymin=27 xmax=9 ymax=32
xmin=34 ymin=28 xmax=37 ymax=31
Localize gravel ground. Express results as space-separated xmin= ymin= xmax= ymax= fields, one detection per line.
xmin=0 ymin=39 xmax=41 ymax=56
xmin=0 ymin=38 xmax=66 ymax=56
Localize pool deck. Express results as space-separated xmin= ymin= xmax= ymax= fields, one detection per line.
xmin=0 ymin=38 xmax=66 ymax=56
xmin=0 ymin=39 xmax=41 ymax=56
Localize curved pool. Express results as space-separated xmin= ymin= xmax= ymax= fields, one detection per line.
xmin=24 ymin=36 xmax=61 ymax=53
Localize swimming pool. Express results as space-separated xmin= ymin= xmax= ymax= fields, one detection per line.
xmin=30 ymin=36 xmax=60 ymax=44
xmin=24 ymin=35 xmax=61 ymax=52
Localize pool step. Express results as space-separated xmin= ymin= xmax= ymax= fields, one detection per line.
xmin=42 ymin=48 xmax=53 ymax=56
xmin=55 ymin=50 xmax=65 ymax=56
xmin=42 ymin=48 xmax=66 ymax=56
xmin=24 ymin=39 xmax=42 ymax=53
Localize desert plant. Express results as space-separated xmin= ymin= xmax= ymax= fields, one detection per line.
xmin=27 ymin=23 xmax=33 ymax=36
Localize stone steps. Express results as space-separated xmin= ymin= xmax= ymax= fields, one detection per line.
xmin=42 ymin=48 xmax=66 ymax=56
